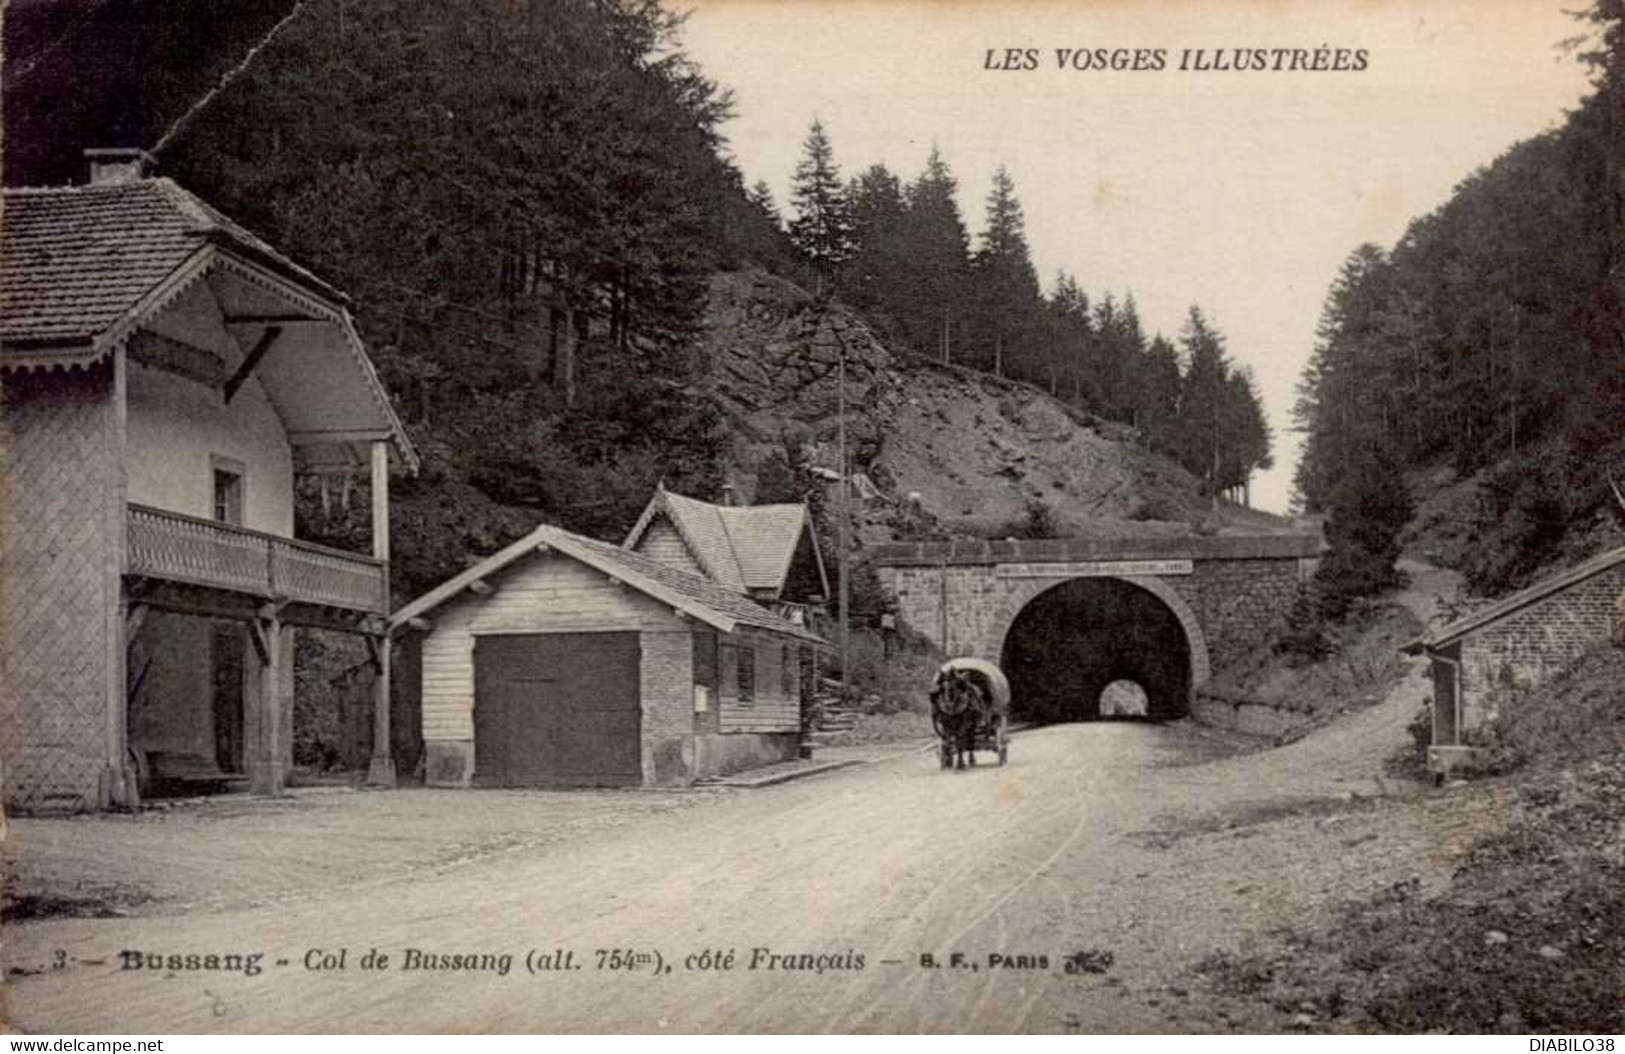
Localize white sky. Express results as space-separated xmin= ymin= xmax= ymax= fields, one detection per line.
xmin=678 ymin=0 xmax=1596 ymax=513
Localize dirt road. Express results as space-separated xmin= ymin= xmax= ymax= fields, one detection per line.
xmin=2 ymin=673 xmax=1496 ymax=1034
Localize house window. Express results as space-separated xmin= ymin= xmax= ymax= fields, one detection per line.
xmin=735 ymin=645 xmax=755 ymax=704
xmin=781 ymin=645 xmax=796 ymax=698
xmin=211 ymin=456 xmax=245 ymax=526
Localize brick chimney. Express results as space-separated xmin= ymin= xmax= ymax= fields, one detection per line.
xmin=85 ymin=148 xmax=154 ymax=185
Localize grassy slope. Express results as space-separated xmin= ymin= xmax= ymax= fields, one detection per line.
xmin=1202 ymin=643 xmax=1625 ymax=1033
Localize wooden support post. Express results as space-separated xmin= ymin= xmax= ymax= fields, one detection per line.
xmin=125 ymin=604 xmax=148 ymax=645
xmin=247 ymin=614 xmax=286 ymax=795
xmin=367 ymin=439 xmax=396 ymax=788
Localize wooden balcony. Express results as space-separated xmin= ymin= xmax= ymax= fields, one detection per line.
xmin=127 ymin=504 xmax=386 ymax=615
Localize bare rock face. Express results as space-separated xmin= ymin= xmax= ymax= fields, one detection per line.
xmin=705 ymin=270 xmax=896 ymax=465
xmin=700 ymin=269 xmax=1289 ymax=543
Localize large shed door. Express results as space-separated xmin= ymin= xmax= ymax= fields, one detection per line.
xmin=473 ymin=633 xmax=642 ymax=787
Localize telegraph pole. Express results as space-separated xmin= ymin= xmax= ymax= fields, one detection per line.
xmin=834 ymin=312 xmax=850 ymax=690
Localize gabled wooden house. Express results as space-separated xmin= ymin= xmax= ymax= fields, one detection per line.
xmin=623 ymin=485 xmax=830 ymax=623
xmin=0 ymin=150 xmax=417 ymax=809
xmin=391 ymin=524 xmax=824 ymax=788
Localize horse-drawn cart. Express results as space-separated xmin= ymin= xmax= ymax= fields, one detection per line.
xmin=929 ymin=658 xmax=1010 ymax=769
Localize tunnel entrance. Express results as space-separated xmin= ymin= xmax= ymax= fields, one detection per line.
xmin=999 ymin=577 xmax=1192 ymax=723
xmin=1099 ymin=679 xmax=1149 ymax=717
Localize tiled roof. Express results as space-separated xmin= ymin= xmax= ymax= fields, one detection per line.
xmin=625 ymin=488 xmax=821 ymax=596
xmin=716 ymin=503 xmax=813 ymax=591
xmin=1 ymin=178 xmax=339 ymax=349
xmin=1405 ymin=545 xmax=1625 ymax=653
xmin=566 ymin=531 xmax=820 ymax=640
xmin=655 ymin=490 xmax=748 ymax=592
xmin=392 ymin=523 xmax=824 ymax=643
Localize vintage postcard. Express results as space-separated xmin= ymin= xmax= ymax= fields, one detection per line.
xmin=2 ymin=0 xmax=1621 ymax=1037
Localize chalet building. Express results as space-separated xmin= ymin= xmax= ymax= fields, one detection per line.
xmin=1404 ymin=545 xmax=1625 ymax=779
xmin=623 ymin=485 xmax=831 ymax=621
xmin=0 ymin=150 xmax=417 ymax=810
xmin=390 ymin=522 xmax=825 ymax=788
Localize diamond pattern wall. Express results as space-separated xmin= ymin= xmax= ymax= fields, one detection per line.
xmin=1 ymin=366 xmax=118 ymax=808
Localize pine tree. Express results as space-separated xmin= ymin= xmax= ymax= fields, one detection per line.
xmin=1218 ymin=367 xmax=1273 ymax=502
xmin=969 ymin=165 xmax=1043 ymax=376
xmin=1136 ymin=334 xmax=1183 ymax=455
xmin=787 ymin=119 xmax=854 ymax=289
xmin=1175 ymin=305 xmax=1232 ymax=493
xmin=1292 ymin=244 xmax=1391 ymax=512
xmin=149 ymin=0 xmax=744 ymax=594
xmin=844 ymin=163 xmax=909 ymax=314
xmin=1046 ymin=271 xmax=1092 ymax=399
xmin=897 ymin=145 xmax=972 ymax=362
xmin=1104 ymin=292 xmax=1149 ymax=420
xmin=747 ymin=179 xmax=783 ymax=230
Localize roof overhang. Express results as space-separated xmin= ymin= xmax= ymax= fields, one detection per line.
xmin=1401 ymin=546 xmax=1625 ymax=655
xmin=392 ymin=524 xmax=826 ymax=645
xmin=5 ymin=242 xmax=419 ymax=474
xmin=392 ymin=526 xmax=742 ymax=636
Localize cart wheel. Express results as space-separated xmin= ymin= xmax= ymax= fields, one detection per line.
xmin=127 ymin=745 xmax=151 ymax=802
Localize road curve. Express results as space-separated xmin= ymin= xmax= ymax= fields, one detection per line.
xmin=3 ymin=717 xmax=1439 ymax=1034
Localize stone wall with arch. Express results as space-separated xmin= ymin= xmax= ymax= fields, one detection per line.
xmin=979 ymin=573 xmax=1212 ymax=691
xmin=874 ymin=535 xmax=1315 ymax=712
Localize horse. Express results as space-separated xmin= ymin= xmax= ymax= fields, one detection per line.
xmin=931 ymin=669 xmax=987 ymax=771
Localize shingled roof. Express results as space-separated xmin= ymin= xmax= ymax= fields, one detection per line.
xmin=392 ymin=523 xmax=825 ymax=643
xmin=623 ymin=487 xmax=828 ymax=598
xmin=1404 ymin=545 xmax=1625 ymax=654
xmin=1 ymin=178 xmax=341 ymax=352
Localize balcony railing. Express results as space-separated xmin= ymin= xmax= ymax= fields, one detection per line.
xmin=127 ymin=504 xmax=386 ymax=614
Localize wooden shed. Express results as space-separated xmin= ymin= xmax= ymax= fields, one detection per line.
xmin=391 ymin=524 xmax=826 ymax=788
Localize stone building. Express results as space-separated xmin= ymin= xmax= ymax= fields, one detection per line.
xmin=1405 ymin=545 xmax=1625 ymax=778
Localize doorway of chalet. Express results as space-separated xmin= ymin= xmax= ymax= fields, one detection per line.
xmin=126 ymin=612 xmax=252 ymax=798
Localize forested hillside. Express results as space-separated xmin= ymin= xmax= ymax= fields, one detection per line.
xmin=1292 ymin=2 xmax=1625 ymax=599
xmin=774 ymin=123 xmax=1274 ymax=505
xmin=5 ymin=0 xmax=1282 ymax=602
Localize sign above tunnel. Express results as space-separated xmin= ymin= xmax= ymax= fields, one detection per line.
xmin=994 ymin=559 xmax=1194 ymax=578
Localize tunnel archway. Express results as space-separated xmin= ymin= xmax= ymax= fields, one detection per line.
xmin=1099 ymin=679 xmax=1149 ymax=717
xmin=995 ymin=576 xmax=1203 ymax=723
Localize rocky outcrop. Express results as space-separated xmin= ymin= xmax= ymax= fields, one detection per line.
xmin=701 ymin=268 xmax=1292 ymax=543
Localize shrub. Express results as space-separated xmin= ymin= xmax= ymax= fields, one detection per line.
xmin=1314 ymin=543 xmax=1407 ymax=620
xmin=987 ymin=498 xmax=1063 ymax=540
xmin=837 ymin=626 xmax=942 ymax=713
xmin=1461 ymin=453 xmax=1571 ymax=596
xmin=1128 ymin=495 xmax=1179 ymax=522
xmin=1020 ymin=498 xmax=1061 ymax=539
xmin=845 ymin=559 xmax=897 ymax=631
xmin=1272 ymin=587 xmax=1334 ymax=665
xmin=1314 ymin=439 xmax=1414 ymax=614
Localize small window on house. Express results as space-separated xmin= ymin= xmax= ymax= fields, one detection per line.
xmin=211 ymin=457 xmax=245 ymax=526
xmin=736 ymin=645 xmax=755 ymax=704
xmin=781 ymin=645 xmax=796 ymax=698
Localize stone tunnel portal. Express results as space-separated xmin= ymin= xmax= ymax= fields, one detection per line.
xmin=999 ymin=577 xmax=1193 ymax=723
